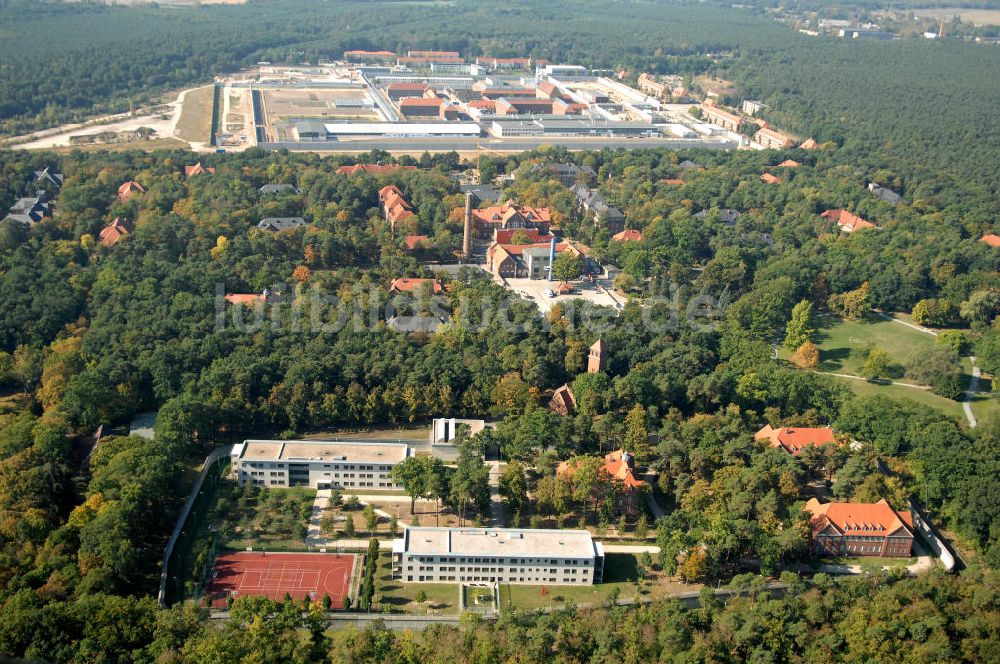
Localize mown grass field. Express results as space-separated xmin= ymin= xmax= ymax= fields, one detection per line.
xmin=174 ymin=84 xmax=216 ymax=143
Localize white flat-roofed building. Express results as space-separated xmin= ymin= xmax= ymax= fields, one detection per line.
xmin=322 ymin=122 xmax=481 ymax=138
xmin=231 ymin=440 xmax=410 ymax=490
xmin=392 ymin=527 xmax=605 ymax=585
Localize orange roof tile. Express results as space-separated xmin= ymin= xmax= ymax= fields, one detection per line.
xmin=980 ymin=234 xmax=1000 ymax=247
xmin=760 ymin=173 xmax=783 ymax=184
xmin=805 ymin=497 xmax=913 ymax=537
xmin=612 ymin=229 xmax=643 ymax=242
xmin=390 ymin=278 xmax=442 ymax=294
xmin=755 ymin=425 xmax=836 ymax=454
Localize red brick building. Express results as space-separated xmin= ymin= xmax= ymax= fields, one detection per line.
xmin=805 ymin=498 xmax=914 ymax=557
xmin=557 ymin=450 xmax=646 ymax=515
xmin=755 ymin=425 xmax=836 ymax=455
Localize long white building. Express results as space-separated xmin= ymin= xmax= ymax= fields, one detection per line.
xmin=230 ymin=439 xmax=410 ymax=490
xmin=392 ymin=527 xmax=605 ymax=585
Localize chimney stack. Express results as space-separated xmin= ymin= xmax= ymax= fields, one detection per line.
xmin=462 ymin=192 xmax=473 ymax=261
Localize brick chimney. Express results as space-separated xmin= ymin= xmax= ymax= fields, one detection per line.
xmin=462 ymin=191 xmax=473 ymax=261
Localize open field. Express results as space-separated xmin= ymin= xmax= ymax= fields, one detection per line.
xmin=174 ymin=84 xmax=216 ymax=143
xmin=808 ymin=313 xmax=938 ymax=377
xmin=915 ymin=8 xmax=1000 ymax=26
xmin=832 ymin=375 xmax=967 ymax=421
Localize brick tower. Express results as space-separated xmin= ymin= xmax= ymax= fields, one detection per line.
xmin=587 ymin=338 xmax=607 ymax=373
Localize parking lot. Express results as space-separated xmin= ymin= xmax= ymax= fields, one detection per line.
xmin=506 ymin=277 xmax=623 ymax=314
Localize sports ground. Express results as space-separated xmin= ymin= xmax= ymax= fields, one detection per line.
xmin=204 ymin=551 xmax=355 ymax=608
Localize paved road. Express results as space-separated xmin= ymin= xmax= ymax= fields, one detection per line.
xmin=821 ymin=371 xmax=932 ymax=389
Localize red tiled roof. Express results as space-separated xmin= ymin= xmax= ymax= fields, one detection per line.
xmin=805 ymin=497 xmax=913 ymax=537
xmin=99 ymin=217 xmax=134 ymax=247
xmin=760 ymin=173 xmax=783 ymax=184
xmin=408 ymin=50 xmax=460 ymax=58
xmin=799 ymin=138 xmax=819 ymax=150
xmin=778 ymin=159 xmax=801 ymax=168
xmin=117 ymin=180 xmax=145 ymax=201
xmin=557 ymin=449 xmax=645 ymax=493
xmin=390 ymin=278 xmax=442 ymax=294
xmin=399 ymin=97 xmax=444 ymax=108
xmin=185 ymin=162 xmax=215 ymax=177
xmin=493 ymin=228 xmax=552 ymax=244
xmin=755 ymin=425 xmax=836 ymax=454
xmin=404 ymin=235 xmax=429 ymax=250
xmin=224 ymin=293 xmax=266 ymax=305
xmin=612 ymin=229 xmax=643 ymax=242
xmin=980 ymin=234 xmax=1000 ymax=247
xmin=661 ymin=178 xmax=685 ymax=186
xmin=468 ymin=99 xmax=497 ymax=111
xmin=470 ymin=202 xmax=552 ymax=225
xmin=822 ymin=209 xmax=876 ymax=232
xmin=344 ymin=50 xmax=396 ymax=58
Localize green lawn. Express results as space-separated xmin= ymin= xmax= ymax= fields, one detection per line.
xmin=501 ymin=553 xmax=642 ymax=610
xmin=807 ymin=313 xmax=937 ymax=377
xmin=832 ymin=375 xmax=968 ymax=422
xmin=373 ymin=554 xmax=458 ymax=613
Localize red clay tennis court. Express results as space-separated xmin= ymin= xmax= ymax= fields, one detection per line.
xmin=204 ymin=551 xmax=355 ymax=608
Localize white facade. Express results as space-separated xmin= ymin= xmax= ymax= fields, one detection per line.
xmin=392 ymin=527 xmax=605 ymax=585
xmin=429 ymin=418 xmax=493 ymax=445
xmin=231 ymin=440 xmax=410 ymax=490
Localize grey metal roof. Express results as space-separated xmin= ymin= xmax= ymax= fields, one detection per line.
xmin=258 ymin=217 xmax=307 ymax=231
xmin=694 ymin=208 xmax=741 ymax=224
xmin=259 ymin=184 xmax=299 ymax=194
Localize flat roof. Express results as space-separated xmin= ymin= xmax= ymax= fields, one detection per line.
xmin=399 ymin=527 xmax=598 ymax=559
xmin=323 ymin=122 xmax=481 ymax=136
xmin=238 ymin=439 xmax=409 ymax=463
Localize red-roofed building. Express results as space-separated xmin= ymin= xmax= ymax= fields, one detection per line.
xmin=755 ymin=127 xmax=794 ymax=149
xmin=480 ymin=88 xmax=538 ymax=99
xmin=980 ymin=234 xmax=1000 ymax=248
xmin=99 ymin=217 xmax=134 ymax=247
xmin=661 ymin=178 xmax=685 ymax=186
xmin=493 ymin=228 xmax=552 ymax=244
xmin=495 ymin=98 xmax=554 ymax=115
xmin=548 ymin=383 xmax=576 ymax=417
xmin=700 ymin=101 xmax=742 ymax=131
xmin=398 ymin=96 xmax=445 ymax=118
xmin=336 ymin=163 xmax=417 ymax=176
xmin=557 ymin=449 xmax=646 ymax=515
xmin=389 ymin=278 xmax=443 ymax=294
xmin=755 ymin=425 xmax=837 ymax=455
xmin=760 ymin=173 xmax=783 ymax=185
xmin=117 ymin=180 xmax=145 ymax=202
xmin=612 ymin=229 xmax=643 ymax=242
xmin=822 ymin=209 xmax=876 ymax=233
xmin=185 ymin=162 xmax=215 ymax=177
xmin=386 ymin=82 xmax=431 ymax=100
xmin=397 ymin=56 xmax=463 ymax=66
xmin=536 ymin=81 xmax=564 ymax=100
xmin=485 ymin=239 xmax=587 ymax=279
xmin=224 ymin=289 xmax=277 ymax=306
xmin=465 ymin=200 xmax=552 ymax=237
xmin=467 ymin=99 xmax=498 ymax=115
xmin=778 ymin=159 xmax=801 ymax=168
xmin=805 ymin=498 xmax=914 ymax=557
xmin=799 ymin=138 xmax=819 ymax=150
xmin=379 ymin=184 xmax=415 ymax=230
xmin=404 ymin=235 xmax=430 ymax=251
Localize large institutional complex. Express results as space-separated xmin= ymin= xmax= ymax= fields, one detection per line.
xmin=392 ymin=527 xmax=605 ymax=585
xmin=230 ymin=440 xmax=410 ymax=490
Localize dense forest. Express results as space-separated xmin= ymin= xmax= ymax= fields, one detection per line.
xmin=0 ymin=142 xmax=997 ymax=660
